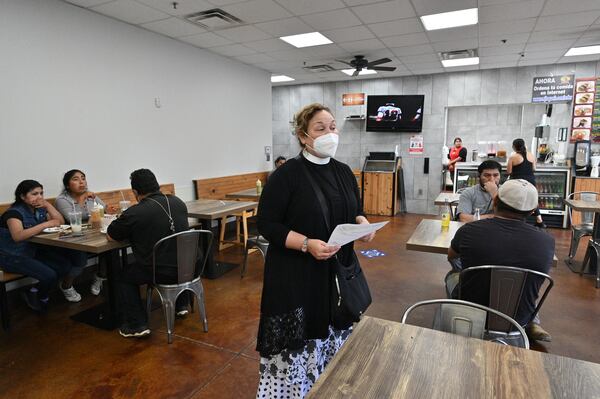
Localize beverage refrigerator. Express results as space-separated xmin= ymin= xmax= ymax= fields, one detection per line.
xmin=453 ymin=162 xmax=571 ymax=228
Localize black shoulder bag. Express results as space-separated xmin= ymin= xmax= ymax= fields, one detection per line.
xmin=297 ymin=156 xmax=372 ymax=329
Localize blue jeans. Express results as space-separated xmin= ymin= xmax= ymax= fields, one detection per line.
xmin=0 ymin=247 xmax=87 ymax=299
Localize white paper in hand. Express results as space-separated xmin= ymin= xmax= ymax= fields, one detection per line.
xmin=327 ymin=221 xmax=388 ymax=247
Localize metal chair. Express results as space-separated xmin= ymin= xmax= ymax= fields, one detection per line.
xmin=580 ymin=239 xmax=600 ymax=288
xmin=241 ymin=235 xmax=268 ymax=278
xmin=458 ymin=265 xmax=553 ymax=331
xmin=566 ymin=191 xmax=598 ymax=264
xmin=145 ymin=229 xmax=213 ymax=344
xmin=401 ymin=299 xmax=529 ymax=349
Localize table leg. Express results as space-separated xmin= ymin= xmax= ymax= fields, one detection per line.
xmin=199 ymin=219 xmax=239 ymax=279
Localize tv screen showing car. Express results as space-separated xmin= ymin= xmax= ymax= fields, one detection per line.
xmin=366 ymin=95 xmax=424 ymax=132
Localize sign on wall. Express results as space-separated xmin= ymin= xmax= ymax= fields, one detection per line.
xmin=342 ymin=92 xmax=365 ymax=106
xmin=570 ymin=77 xmax=598 ymax=142
xmin=531 ymin=75 xmax=574 ymax=103
xmin=409 ymin=135 xmax=424 ymax=154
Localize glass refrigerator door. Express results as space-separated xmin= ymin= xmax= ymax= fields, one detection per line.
xmin=454 ymin=169 xmax=478 ymax=192
xmin=535 ymin=171 xmax=566 ymax=213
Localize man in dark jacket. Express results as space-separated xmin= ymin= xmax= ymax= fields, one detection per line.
xmin=108 ymin=169 xmax=190 ymax=338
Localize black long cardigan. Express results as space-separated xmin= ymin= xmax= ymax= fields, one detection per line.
xmin=256 ymin=154 xmax=363 ymax=357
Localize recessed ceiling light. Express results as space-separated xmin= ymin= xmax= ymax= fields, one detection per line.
xmin=441 ymin=57 xmax=479 ymax=67
xmin=420 ymin=8 xmax=478 ymax=31
xmin=279 ymin=32 xmax=332 ymax=48
xmin=565 ymin=45 xmax=600 ymax=57
xmin=271 ymin=75 xmax=295 ymax=83
xmin=341 ymin=69 xmax=377 ymax=76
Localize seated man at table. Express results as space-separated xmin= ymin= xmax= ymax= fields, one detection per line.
xmin=446 ymin=179 xmax=555 ymax=342
xmin=107 ymin=169 xmax=190 ymax=338
xmin=456 ymin=160 xmax=502 ymax=222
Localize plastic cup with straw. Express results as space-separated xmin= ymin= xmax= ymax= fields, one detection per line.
xmin=119 ymin=191 xmax=130 ymax=214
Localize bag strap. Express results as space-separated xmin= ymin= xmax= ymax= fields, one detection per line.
xmin=295 ymin=154 xmax=331 ymax=233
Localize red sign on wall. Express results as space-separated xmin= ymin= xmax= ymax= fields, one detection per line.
xmin=342 ymin=92 xmax=365 ymax=106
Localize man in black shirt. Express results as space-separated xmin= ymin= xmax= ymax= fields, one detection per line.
xmin=108 ymin=169 xmax=190 ymax=338
xmin=447 ymin=179 xmax=555 ymax=342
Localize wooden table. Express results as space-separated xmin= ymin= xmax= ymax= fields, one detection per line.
xmin=564 ymin=198 xmax=600 ymax=283
xmin=186 ymin=199 xmax=258 ymax=278
xmin=433 ymin=192 xmax=460 ymax=206
xmin=225 ymin=188 xmax=261 ymax=201
xmin=30 ymin=229 xmax=129 ymax=330
xmin=406 ymin=219 xmax=558 ymax=266
xmin=307 ymin=316 xmax=600 ymax=398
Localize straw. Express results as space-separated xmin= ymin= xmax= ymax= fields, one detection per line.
xmin=120 ymin=191 xmax=126 ymax=201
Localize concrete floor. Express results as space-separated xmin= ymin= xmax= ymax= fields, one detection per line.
xmin=1 ymin=213 xmax=599 ymax=398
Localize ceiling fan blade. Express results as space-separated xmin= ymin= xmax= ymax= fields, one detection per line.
xmin=352 ymin=69 xmax=360 ymax=77
xmin=366 ymin=57 xmax=392 ymax=67
xmin=335 ymin=59 xmax=354 ymax=67
xmin=372 ymin=66 xmax=396 ymax=71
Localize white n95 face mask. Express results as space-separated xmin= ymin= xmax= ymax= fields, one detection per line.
xmin=305 ymin=132 xmax=339 ymax=158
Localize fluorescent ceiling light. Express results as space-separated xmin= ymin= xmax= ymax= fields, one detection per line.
xmin=341 ymin=69 xmax=377 ymax=76
xmin=271 ymin=75 xmax=295 ymax=83
xmin=441 ymin=57 xmax=479 ymax=67
xmin=279 ymin=32 xmax=332 ymax=48
xmin=421 ymin=8 xmax=478 ymax=31
xmin=565 ymin=45 xmax=600 ymax=57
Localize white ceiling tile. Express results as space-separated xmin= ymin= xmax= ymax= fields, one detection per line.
xmin=517 ymin=58 xmax=560 ymax=66
xmin=234 ymin=53 xmax=277 ymax=64
xmin=524 ymin=40 xmax=578 ymax=52
xmin=390 ymin=43 xmax=435 ymax=57
xmin=404 ymin=60 xmax=442 ymax=69
xmin=244 ymin=38 xmax=293 ymax=52
xmin=427 ymin=25 xmax=477 ymax=42
xmin=267 ymin=49 xmax=310 ymax=61
xmin=480 ymin=62 xmax=518 ymax=70
xmin=479 ymin=54 xmax=521 ymax=63
xmin=574 ymin=34 xmax=600 ymax=47
xmin=479 ymin=0 xmax=525 ymax=5
xmin=255 ymin=60 xmax=301 ymax=70
xmin=479 ymin=18 xmax=536 ymax=37
xmin=479 ymin=33 xmax=530 ymax=47
xmin=90 ymin=0 xmax=169 ymax=24
xmin=479 ymin=44 xmax=525 ymax=56
xmin=209 ymin=43 xmax=256 ymax=56
xmin=180 ymin=31 xmax=233 ymax=47
xmin=338 ymin=38 xmax=386 ymax=53
xmin=321 ymin=26 xmax=375 ymax=43
xmin=215 ymin=25 xmax=272 ymax=42
xmin=383 ymin=32 xmax=430 ymax=47
xmin=411 ymin=0 xmax=476 ymax=16
xmin=302 ymin=44 xmax=351 ymax=59
xmin=135 ymin=0 xmax=213 ymax=16
xmin=274 ymin=0 xmax=346 ymax=16
xmin=64 ymin=0 xmax=114 ymax=6
xmin=480 ymin=0 xmax=545 ymax=23
xmin=351 ymin=0 xmax=416 ymax=25
xmin=528 ymin=27 xmax=589 ymax=43
xmin=341 ymin=0 xmax=382 ymax=5
xmin=222 ymin=0 xmax=292 ymax=24
xmin=431 ymin=38 xmax=478 ymax=52
xmin=398 ymin=53 xmax=439 ymax=64
xmin=368 ymin=18 xmax=423 ymax=38
xmin=523 ymin=49 xmax=566 ymax=59
xmin=301 ymin=8 xmax=363 ymax=30
xmin=535 ymin=11 xmax=600 ymax=32
xmin=206 ymin=0 xmax=249 ymax=5
xmin=542 ymin=0 xmax=600 ymax=16
xmin=140 ymin=17 xmax=206 ymax=37
xmin=255 ymin=17 xmax=314 ymax=37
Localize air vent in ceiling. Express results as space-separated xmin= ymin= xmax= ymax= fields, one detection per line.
xmin=185 ymin=9 xmax=243 ymax=30
xmin=439 ymin=48 xmax=478 ymax=61
xmin=303 ymin=64 xmax=336 ymax=73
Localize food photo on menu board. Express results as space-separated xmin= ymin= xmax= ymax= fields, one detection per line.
xmin=572 ymin=129 xmax=590 ymax=141
xmin=573 ymin=117 xmax=592 ymax=128
xmin=574 ymin=105 xmax=593 ymax=116
xmin=576 ymin=80 xmax=595 ymax=93
xmin=576 ymin=92 xmax=594 ymax=104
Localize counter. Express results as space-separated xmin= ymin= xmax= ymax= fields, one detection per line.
xmin=457 ymin=161 xmax=570 ymax=171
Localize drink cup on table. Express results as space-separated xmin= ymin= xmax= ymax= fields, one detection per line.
xmin=90 ymin=205 xmax=102 ymax=229
xmin=119 ymin=200 xmax=131 ymax=213
xmin=101 ymin=214 xmax=117 ymax=233
xmin=69 ymin=211 xmax=83 ymax=236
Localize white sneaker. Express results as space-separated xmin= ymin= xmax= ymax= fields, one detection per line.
xmin=90 ymin=276 xmax=104 ymax=296
xmin=61 ymin=285 xmax=82 ymax=302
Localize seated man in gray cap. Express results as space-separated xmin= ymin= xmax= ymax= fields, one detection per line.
xmin=446 ymin=179 xmax=555 ymax=342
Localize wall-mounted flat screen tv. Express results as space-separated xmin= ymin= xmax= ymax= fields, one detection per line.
xmin=366 ymin=95 xmax=424 ymax=132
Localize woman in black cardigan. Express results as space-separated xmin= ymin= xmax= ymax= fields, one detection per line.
xmin=256 ymin=103 xmax=375 ymax=398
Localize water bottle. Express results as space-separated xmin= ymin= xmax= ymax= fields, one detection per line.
xmin=474 ymin=208 xmax=480 ymax=221
xmin=441 ymin=199 xmax=451 ymax=228
xmin=256 ymin=179 xmax=262 ymax=195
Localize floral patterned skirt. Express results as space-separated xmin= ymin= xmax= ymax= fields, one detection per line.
xmin=256 ymin=326 xmax=351 ymax=399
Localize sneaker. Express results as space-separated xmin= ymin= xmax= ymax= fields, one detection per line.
xmin=20 ymin=289 xmax=42 ymax=312
xmin=176 ymin=309 xmax=189 ymax=318
xmin=535 ymin=221 xmax=547 ymax=229
xmin=119 ymin=325 xmax=151 ymax=338
xmin=90 ymin=275 xmax=104 ymax=296
xmin=526 ymin=323 xmax=552 ymax=342
xmin=60 ymin=285 xmax=82 ymax=303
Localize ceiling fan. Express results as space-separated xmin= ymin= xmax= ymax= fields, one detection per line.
xmin=335 ymin=55 xmax=396 ymax=76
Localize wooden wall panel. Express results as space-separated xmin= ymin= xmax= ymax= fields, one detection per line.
xmin=194 ymin=172 xmax=269 ymax=199
xmin=571 ymin=178 xmax=600 ymax=225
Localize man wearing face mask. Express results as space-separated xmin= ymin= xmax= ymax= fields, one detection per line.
xmin=255 ymin=103 xmax=375 ymax=397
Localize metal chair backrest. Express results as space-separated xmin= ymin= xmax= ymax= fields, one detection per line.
xmin=401 ymin=299 xmax=529 ymax=349
xmin=567 ymin=191 xmax=598 ymax=226
xmin=458 ymin=265 xmax=553 ymax=330
xmin=152 ymin=229 xmax=213 ymax=284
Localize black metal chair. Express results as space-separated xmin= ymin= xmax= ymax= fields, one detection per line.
xmin=145 ymin=229 xmax=213 ymax=344
xmin=401 ymin=299 xmax=529 ymax=349
xmin=241 ymin=235 xmax=268 ymax=278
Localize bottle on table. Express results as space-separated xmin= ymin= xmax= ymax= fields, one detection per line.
xmin=474 ymin=208 xmax=481 ymax=221
xmin=256 ymin=179 xmax=263 ymax=195
xmin=441 ymin=199 xmax=451 ymax=228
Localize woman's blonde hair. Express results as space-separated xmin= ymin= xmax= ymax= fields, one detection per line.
xmin=293 ymin=103 xmax=333 ymax=147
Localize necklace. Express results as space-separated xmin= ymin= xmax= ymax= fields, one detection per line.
xmin=146 ymin=194 xmax=175 ymax=233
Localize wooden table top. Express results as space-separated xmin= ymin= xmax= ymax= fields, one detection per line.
xmin=186 ymin=199 xmax=258 ymax=220
xmin=565 ymin=198 xmax=600 ymax=212
xmin=405 ymin=219 xmax=464 ymax=254
xmin=307 ymin=316 xmax=600 ymax=398
xmin=30 ymin=229 xmax=127 ymax=254
xmin=434 ymin=192 xmax=460 ymax=205
xmin=225 ymin=188 xmax=261 ymax=200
